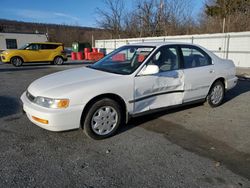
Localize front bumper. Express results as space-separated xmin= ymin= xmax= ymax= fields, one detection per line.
xmin=21 ymin=92 xmax=84 ymax=131
xmin=0 ymin=55 xmax=9 ymax=63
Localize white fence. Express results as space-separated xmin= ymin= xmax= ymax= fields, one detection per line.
xmin=95 ymin=31 xmax=250 ymax=68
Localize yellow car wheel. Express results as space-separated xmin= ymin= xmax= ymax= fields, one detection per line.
xmin=11 ymin=57 xmax=23 ymax=67
xmin=53 ymin=56 xmax=64 ymax=65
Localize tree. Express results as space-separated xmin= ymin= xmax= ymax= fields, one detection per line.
xmin=96 ymin=0 xmax=124 ymax=38
xmin=123 ymin=0 xmax=195 ymax=37
xmin=204 ymin=0 xmax=250 ymax=32
xmin=205 ymin=0 xmax=250 ymax=17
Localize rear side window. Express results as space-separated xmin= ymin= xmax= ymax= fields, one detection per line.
xmin=181 ymin=46 xmax=212 ymax=68
xmin=41 ymin=44 xmax=59 ymax=49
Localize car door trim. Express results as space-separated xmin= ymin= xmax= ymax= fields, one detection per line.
xmin=129 ymin=90 xmax=184 ymax=103
xmin=130 ymin=98 xmax=205 ymax=117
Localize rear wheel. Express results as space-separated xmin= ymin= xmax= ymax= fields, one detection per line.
xmin=83 ymin=98 xmax=122 ymax=139
xmin=207 ymin=81 xmax=225 ymax=107
xmin=11 ymin=57 xmax=23 ymax=67
xmin=53 ymin=56 xmax=64 ymax=65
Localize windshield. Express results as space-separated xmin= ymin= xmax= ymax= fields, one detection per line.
xmin=88 ymin=46 xmax=155 ymax=75
xmin=19 ymin=43 xmax=30 ymax=50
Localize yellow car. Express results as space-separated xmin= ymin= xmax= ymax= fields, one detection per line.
xmin=0 ymin=42 xmax=67 ymax=67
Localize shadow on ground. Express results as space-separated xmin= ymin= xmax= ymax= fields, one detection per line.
xmin=0 ymin=96 xmax=21 ymax=118
xmin=224 ymin=79 xmax=250 ymax=103
xmin=118 ymin=80 xmax=250 ymax=180
xmin=142 ymin=119 xmax=250 ymax=180
xmin=0 ymin=67 xmax=48 ymax=72
xmin=121 ymin=80 xmax=250 ymax=135
xmin=0 ymin=61 xmax=92 ymax=72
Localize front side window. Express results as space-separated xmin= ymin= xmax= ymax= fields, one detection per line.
xmin=25 ymin=44 xmax=41 ymax=50
xmin=147 ymin=46 xmax=180 ymax=72
xmin=89 ymin=46 xmax=155 ymax=75
xmin=6 ymin=39 xmax=17 ymax=49
xmin=181 ymin=46 xmax=211 ymax=68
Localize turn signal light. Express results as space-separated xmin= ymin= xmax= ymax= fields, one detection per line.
xmin=57 ymin=99 xmax=69 ymax=108
xmin=32 ymin=116 xmax=49 ymax=124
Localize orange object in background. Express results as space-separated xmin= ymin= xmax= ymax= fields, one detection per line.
xmin=88 ymin=52 xmax=104 ymax=61
xmin=84 ymin=48 xmax=91 ymax=60
xmin=112 ymin=53 xmax=126 ymax=61
xmin=71 ymin=52 xmax=77 ymax=60
xmin=138 ymin=54 xmax=145 ymax=63
xmin=92 ymin=48 xmax=98 ymax=53
xmin=77 ymin=52 xmax=83 ymax=60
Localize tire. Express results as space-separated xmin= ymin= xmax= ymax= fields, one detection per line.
xmin=207 ymin=80 xmax=225 ymax=107
xmin=53 ymin=56 xmax=64 ymax=65
xmin=83 ymin=98 xmax=122 ymax=140
xmin=11 ymin=57 xmax=23 ymax=67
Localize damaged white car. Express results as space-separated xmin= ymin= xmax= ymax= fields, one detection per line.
xmin=21 ymin=42 xmax=237 ymax=139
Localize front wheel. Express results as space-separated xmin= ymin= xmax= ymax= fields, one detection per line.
xmin=207 ymin=81 xmax=225 ymax=107
xmin=53 ymin=56 xmax=64 ymax=65
xmin=83 ymin=98 xmax=122 ymax=139
xmin=11 ymin=57 xmax=23 ymax=67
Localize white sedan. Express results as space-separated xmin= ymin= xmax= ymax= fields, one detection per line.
xmin=21 ymin=42 xmax=238 ymax=139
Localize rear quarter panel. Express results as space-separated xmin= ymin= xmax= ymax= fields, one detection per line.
xmin=201 ymin=47 xmax=236 ymax=90
xmin=48 ymin=46 xmax=64 ymax=61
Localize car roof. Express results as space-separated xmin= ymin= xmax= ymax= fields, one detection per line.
xmin=29 ymin=42 xmax=63 ymax=45
xmin=126 ymin=42 xmax=197 ymax=47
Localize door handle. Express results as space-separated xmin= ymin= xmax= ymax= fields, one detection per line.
xmin=209 ymin=70 xmax=215 ymax=73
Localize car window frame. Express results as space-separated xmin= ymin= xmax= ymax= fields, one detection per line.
xmin=179 ymin=44 xmax=212 ymax=69
xmin=41 ymin=44 xmax=60 ymax=50
xmin=24 ymin=43 xmax=41 ymax=50
xmin=136 ymin=44 xmax=182 ymax=76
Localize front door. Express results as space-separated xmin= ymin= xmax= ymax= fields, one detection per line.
xmin=133 ymin=45 xmax=184 ymax=114
xmin=24 ymin=43 xmax=44 ymax=62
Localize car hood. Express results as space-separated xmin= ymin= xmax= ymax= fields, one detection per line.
xmin=28 ymin=67 xmax=118 ymax=97
xmin=2 ymin=50 xmax=14 ymax=54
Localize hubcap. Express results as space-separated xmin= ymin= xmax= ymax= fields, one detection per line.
xmin=91 ymin=106 xmax=118 ymax=135
xmin=55 ymin=57 xmax=63 ymax=65
xmin=13 ymin=58 xmax=22 ymax=66
xmin=210 ymin=85 xmax=223 ymax=105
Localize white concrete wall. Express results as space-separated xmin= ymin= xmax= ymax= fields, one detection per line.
xmin=95 ymin=31 xmax=250 ymax=68
xmin=0 ymin=32 xmax=48 ymax=50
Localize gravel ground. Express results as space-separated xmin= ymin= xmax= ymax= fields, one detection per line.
xmin=0 ymin=62 xmax=250 ymax=188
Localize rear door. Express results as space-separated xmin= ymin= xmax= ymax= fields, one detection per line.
xmin=181 ymin=45 xmax=215 ymax=102
xmin=40 ymin=44 xmax=59 ymax=61
xmin=133 ymin=45 xmax=184 ymax=114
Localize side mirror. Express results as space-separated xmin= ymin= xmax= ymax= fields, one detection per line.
xmin=139 ymin=65 xmax=159 ymax=76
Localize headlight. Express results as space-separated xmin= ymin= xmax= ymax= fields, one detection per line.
xmin=34 ymin=96 xmax=69 ymax=109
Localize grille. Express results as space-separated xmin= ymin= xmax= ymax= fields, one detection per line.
xmin=26 ymin=91 xmax=35 ymax=102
